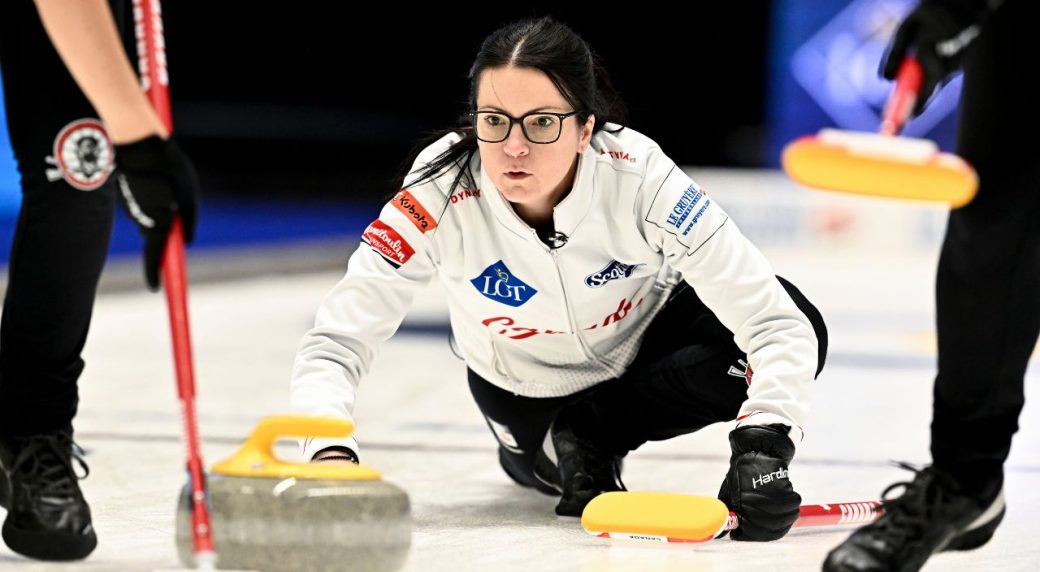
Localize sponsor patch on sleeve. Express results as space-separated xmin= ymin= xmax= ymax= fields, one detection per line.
xmin=665 ymin=184 xmax=707 ymax=234
xmin=362 ymin=219 xmax=415 ymax=268
xmin=646 ymin=169 xmax=727 ymax=253
xmin=391 ymin=189 xmax=438 ymax=233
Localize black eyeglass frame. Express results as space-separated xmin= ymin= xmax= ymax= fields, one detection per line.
xmin=469 ymin=110 xmax=580 ymax=144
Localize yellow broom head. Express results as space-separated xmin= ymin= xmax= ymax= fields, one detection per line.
xmin=782 ymin=128 xmax=978 ymax=208
xmin=581 ymin=492 xmax=730 ymax=543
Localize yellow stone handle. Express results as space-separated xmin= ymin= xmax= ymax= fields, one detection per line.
xmin=211 ymin=415 xmax=382 ymax=480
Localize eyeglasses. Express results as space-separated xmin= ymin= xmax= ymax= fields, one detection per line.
xmin=470 ymin=110 xmax=579 ymax=144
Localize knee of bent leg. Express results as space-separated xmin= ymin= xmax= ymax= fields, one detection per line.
xmin=776 ymin=276 xmax=828 ymax=378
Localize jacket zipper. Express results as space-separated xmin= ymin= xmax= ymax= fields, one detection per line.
xmin=540 ymin=231 xmax=624 ymax=378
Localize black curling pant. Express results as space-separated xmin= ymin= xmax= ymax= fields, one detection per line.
xmin=0 ymin=0 xmax=124 ymax=436
xmin=469 ymin=276 xmax=827 ymax=492
xmin=930 ymin=0 xmax=1040 ymax=492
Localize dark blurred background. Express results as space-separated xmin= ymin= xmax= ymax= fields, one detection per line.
xmin=0 ymin=0 xmax=962 ymax=263
xmin=160 ymin=3 xmax=774 ymax=201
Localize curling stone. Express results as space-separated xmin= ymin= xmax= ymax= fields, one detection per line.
xmin=176 ymin=416 xmax=411 ymax=571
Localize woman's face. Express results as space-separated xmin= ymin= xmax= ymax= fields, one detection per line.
xmin=475 ymin=66 xmax=594 ymax=214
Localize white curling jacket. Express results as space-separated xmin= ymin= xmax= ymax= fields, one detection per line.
xmin=292 ymin=125 xmax=818 ymax=459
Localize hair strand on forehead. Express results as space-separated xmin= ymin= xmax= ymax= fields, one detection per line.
xmin=509 ymin=36 xmax=526 ymax=67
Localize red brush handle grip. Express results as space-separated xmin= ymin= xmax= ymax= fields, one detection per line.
xmin=724 ymin=501 xmax=883 ymax=531
xmin=880 ymin=57 xmax=923 ymax=136
xmin=133 ymin=0 xmax=215 ymax=560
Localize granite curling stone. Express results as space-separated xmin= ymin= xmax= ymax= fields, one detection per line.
xmin=175 ymin=416 xmax=411 ymax=571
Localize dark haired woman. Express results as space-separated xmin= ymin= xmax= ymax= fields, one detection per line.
xmin=292 ymin=16 xmax=827 ymax=542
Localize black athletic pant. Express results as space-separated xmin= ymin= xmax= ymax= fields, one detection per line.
xmin=0 ymin=0 xmax=124 ymax=436
xmin=931 ymin=0 xmax=1040 ymax=491
xmin=469 ymin=276 xmax=827 ymax=492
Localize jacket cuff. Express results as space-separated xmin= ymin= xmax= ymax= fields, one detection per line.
xmin=302 ymin=436 xmax=360 ymax=462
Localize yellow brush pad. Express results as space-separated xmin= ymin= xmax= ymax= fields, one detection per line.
xmin=783 ymin=135 xmax=977 ymax=208
xmin=581 ymin=492 xmax=729 ymax=543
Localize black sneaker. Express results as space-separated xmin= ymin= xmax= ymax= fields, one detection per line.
xmin=0 ymin=432 xmax=97 ymax=560
xmin=533 ymin=416 xmax=625 ymax=517
xmin=823 ymin=463 xmax=1005 ymax=572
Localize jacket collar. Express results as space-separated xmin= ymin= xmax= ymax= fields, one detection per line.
xmin=479 ymin=145 xmax=598 ymax=242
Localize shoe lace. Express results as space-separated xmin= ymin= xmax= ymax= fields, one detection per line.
xmin=874 ymin=461 xmax=958 ymax=552
xmin=11 ymin=433 xmax=90 ymax=497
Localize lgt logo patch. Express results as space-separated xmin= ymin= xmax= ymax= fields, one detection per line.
xmin=471 ymin=261 xmax=536 ymax=307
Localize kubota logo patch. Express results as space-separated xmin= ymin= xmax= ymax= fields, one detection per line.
xmin=391 ymin=189 xmax=437 ymax=233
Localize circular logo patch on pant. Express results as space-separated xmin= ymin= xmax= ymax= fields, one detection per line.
xmin=49 ymin=119 xmax=114 ymax=191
